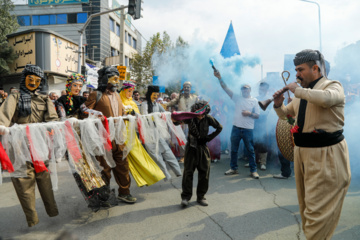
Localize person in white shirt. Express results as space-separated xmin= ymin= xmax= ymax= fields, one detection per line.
xmin=214 ymin=71 xmax=260 ymax=179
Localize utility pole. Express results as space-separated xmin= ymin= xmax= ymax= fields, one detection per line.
xmin=77 ymin=5 xmax=128 ymax=73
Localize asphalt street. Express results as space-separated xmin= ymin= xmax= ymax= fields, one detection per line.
xmin=1 ymin=155 xmax=359 ymax=240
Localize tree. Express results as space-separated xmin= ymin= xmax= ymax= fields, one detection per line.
xmin=0 ymin=0 xmax=19 ymax=76
xmin=130 ymin=32 xmax=187 ymax=91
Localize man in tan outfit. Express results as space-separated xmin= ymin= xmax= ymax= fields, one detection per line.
xmin=85 ymin=66 xmax=136 ymax=204
xmin=273 ymin=49 xmax=351 ymax=240
xmin=0 ymin=64 xmax=59 ymax=227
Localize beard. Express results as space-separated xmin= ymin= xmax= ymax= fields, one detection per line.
xmin=107 ymin=83 xmax=120 ymax=92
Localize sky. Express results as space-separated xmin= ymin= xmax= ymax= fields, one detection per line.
xmin=127 ymin=0 xmax=360 ymax=80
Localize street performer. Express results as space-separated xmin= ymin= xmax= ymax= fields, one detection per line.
xmin=273 ymin=49 xmax=351 ymax=240
xmin=0 ymin=64 xmax=59 ymax=227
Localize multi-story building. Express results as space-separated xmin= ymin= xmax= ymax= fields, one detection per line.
xmin=12 ymin=0 xmax=142 ymax=68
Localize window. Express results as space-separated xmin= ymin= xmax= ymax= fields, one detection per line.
xmin=111 ymin=48 xmax=118 ymax=57
xmin=125 ymin=56 xmax=129 ymax=66
xmin=109 ymin=18 xmax=115 ymax=32
xmin=32 ymin=15 xmax=39 ymax=25
xmin=77 ymin=13 xmax=87 ymax=23
xmin=68 ymin=13 xmax=77 ymax=24
xmin=39 ymin=15 xmax=50 ymax=25
xmin=49 ymin=15 xmax=56 ymax=24
xmin=57 ymin=14 xmax=67 ymax=24
xmin=17 ymin=16 xmax=30 ymax=26
xmin=116 ymin=24 xmax=120 ymax=36
xmin=128 ymin=33 xmax=131 ymax=45
xmin=132 ymin=38 xmax=136 ymax=49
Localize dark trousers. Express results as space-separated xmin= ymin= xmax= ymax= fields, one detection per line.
xmin=96 ymin=141 xmax=130 ymax=195
xmin=181 ymin=144 xmax=211 ymax=200
xmin=278 ymin=151 xmax=291 ymax=177
xmin=12 ymin=162 xmax=58 ymax=227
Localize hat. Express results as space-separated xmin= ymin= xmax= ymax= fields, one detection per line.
xmin=293 ymin=49 xmax=322 ymax=66
xmin=241 ymin=84 xmax=251 ymax=89
xmin=158 ymin=97 xmax=163 ymax=101
xmin=183 ymin=81 xmax=191 ymax=87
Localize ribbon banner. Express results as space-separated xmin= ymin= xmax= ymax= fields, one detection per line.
xmin=0 ymin=112 xmax=186 ymax=190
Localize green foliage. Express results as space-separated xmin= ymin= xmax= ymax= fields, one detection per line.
xmin=0 ymin=42 xmax=18 ymax=76
xmin=0 ymin=0 xmax=19 ymax=42
xmin=129 ymin=32 xmax=188 ymax=92
xmin=0 ymin=0 xmax=19 ymax=76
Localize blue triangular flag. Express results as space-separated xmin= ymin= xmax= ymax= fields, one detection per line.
xmin=220 ymin=21 xmax=241 ymax=58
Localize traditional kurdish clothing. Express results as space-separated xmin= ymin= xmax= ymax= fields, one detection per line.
xmin=0 ymin=65 xmax=58 ymax=227
xmin=176 ymin=101 xmax=222 ymax=202
xmin=274 ymin=49 xmax=351 ymax=239
xmin=119 ymin=82 xmax=165 ymax=187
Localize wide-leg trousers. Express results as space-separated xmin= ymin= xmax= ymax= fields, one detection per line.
xmin=294 ymin=139 xmax=351 ymax=240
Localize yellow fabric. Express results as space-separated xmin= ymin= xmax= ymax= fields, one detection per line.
xmin=120 ymin=90 xmax=140 ymax=114
xmin=127 ymin=133 xmax=165 ymax=187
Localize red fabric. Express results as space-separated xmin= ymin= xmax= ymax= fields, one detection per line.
xmin=64 ymin=121 xmax=82 ymax=163
xmin=176 ymin=136 xmax=186 ymax=146
xmin=26 ymin=126 xmax=48 ymax=173
xmin=0 ymin=142 xmax=14 ymax=173
xmin=102 ymin=116 xmax=112 ymax=151
xmin=171 ymin=110 xmax=206 ymax=122
xmin=137 ymin=117 xmax=145 ymax=144
xmin=207 ymin=135 xmax=221 ymax=160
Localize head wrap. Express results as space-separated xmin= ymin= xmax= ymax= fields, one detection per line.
xmin=18 ymin=64 xmax=46 ymax=117
xmin=191 ymin=100 xmax=211 ymax=115
xmin=97 ymin=66 xmax=119 ymax=92
xmin=120 ymin=80 xmax=136 ymax=92
xmin=145 ymin=85 xmax=160 ymax=114
xmin=293 ymin=49 xmax=327 ymax=78
xmin=64 ymin=73 xmax=86 ymax=115
xmin=183 ymin=81 xmax=191 ymax=87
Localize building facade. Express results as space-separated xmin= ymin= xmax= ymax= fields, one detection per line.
xmin=12 ymin=0 xmax=142 ymax=67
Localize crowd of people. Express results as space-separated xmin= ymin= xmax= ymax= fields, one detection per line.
xmin=0 ymin=48 xmax=352 ymax=240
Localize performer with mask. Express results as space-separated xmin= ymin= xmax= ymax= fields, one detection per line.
xmin=0 ymin=64 xmax=59 ymax=227
xmin=55 ymin=73 xmax=114 ymax=210
xmin=85 ymin=66 xmax=137 ymax=203
xmin=140 ymin=85 xmax=182 ymax=180
xmin=119 ymin=81 xmax=165 ymax=187
xmin=273 ymin=49 xmax=351 ymax=239
xmin=172 ymin=100 xmax=222 ymax=207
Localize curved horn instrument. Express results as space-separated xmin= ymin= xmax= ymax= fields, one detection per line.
xmin=258 ymin=71 xmax=291 ymax=111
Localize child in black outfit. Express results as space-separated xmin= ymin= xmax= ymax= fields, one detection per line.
xmin=177 ymin=100 xmax=222 ymax=207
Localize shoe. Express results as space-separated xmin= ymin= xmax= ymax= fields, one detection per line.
xmin=197 ymin=198 xmax=208 ymax=206
xmin=244 ymin=163 xmax=249 ymax=168
xmin=251 ymin=172 xmax=259 ymax=179
xmin=260 ymin=164 xmax=266 ymax=170
xmin=224 ymin=169 xmax=238 ymax=175
xmin=181 ymin=199 xmax=189 ymax=207
xmin=117 ymin=194 xmax=137 ymax=204
xmin=224 ymin=149 xmax=229 ymax=155
xmin=273 ymin=174 xmax=288 ymax=179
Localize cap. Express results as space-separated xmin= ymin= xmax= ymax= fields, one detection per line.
xmin=241 ymin=84 xmax=251 ymax=89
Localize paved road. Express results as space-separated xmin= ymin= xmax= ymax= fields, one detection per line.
xmin=1 ymin=155 xmax=359 ymax=240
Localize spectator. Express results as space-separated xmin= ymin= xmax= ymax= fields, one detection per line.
xmin=82 ymin=91 xmax=90 ymax=99
xmin=132 ymin=90 xmax=141 ymax=109
xmin=9 ymin=87 xmax=19 ymax=94
xmin=214 ymin=71 xmax=260 ymax=179
xmin=61 ymin=90 xmax=67 ymax=96
xmin=49 ymin=92 xmax=59 ymax=101
xmin=0 ymin=87 xmax=6 ymax=106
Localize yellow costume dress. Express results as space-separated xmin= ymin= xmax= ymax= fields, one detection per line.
xmin=120 ymin=91 xmax=165 ymax=187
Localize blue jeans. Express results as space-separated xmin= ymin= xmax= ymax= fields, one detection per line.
xmin=278 ymin=150 xmax=291 ymax=177
xmin=230 ymin=126 xmax=256 ymax=173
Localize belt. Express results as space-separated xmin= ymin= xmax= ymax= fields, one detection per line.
xmin=293 ymin=129 xmax=344 ymax=148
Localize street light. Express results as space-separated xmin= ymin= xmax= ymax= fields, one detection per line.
xmin=300 ymin=0 xmax=322 ymax=52
xmin=92 ymin=46 xmax=98 ymax=60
